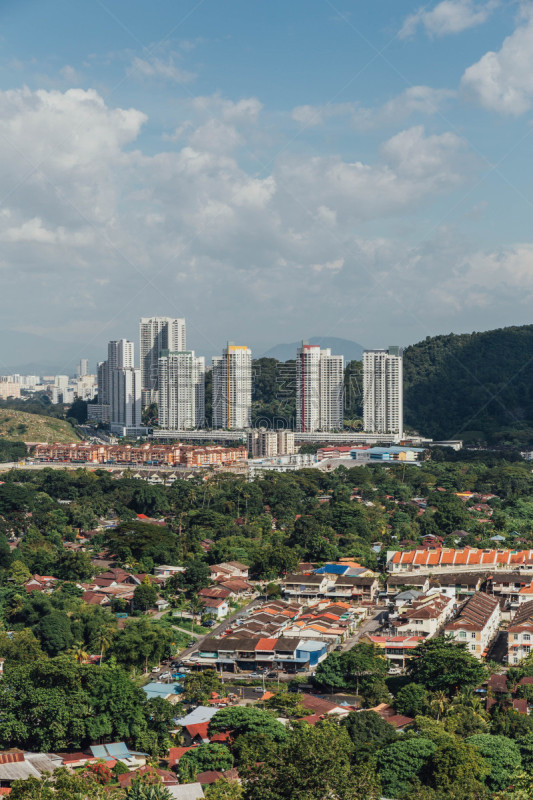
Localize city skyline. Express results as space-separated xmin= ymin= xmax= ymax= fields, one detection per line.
xmin=0 ymin=1 xmax=532 ymax=371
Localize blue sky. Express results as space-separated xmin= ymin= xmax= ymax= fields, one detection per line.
xmin=0 ymin=0 xmax=532 ymax=370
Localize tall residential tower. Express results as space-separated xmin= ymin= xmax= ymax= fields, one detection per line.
xmin=158 ymin=350 xmax=205 ymax=430
xmin=212 ymin=343 xmax=252 ymax=429
xmin=363 ymin=347 xmax=403 ymax=437
xmin=296 ymin=342 xmax=344 ymax=432
xmin=139 ymin=317 xmax=186 ymax=404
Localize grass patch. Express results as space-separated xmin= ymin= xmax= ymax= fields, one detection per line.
xmin=0 ymin=409 xmax=80 ymax=444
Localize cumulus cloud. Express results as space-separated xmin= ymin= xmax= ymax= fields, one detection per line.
xmin=0 ymin=86 xmax=488 ymax=355
xmin=400 ymin=0 xmax=498 ymax=38
xmin=461 ymin=11 xmax=533 ymax=114
xmin=291 ymin=86 xmax=455 ymax=130
xmin=129 ymin=54 xmax=196 ymax=84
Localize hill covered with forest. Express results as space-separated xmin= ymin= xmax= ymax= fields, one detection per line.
xmin=403 ymin=325 xmax=533 ymax=445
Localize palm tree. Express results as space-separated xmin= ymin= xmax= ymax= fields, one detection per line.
xmin=430 ymin=690 xmax=449 ymax=721
xmin=96 ymin=626 xmax=115 ymax=665
xmin=69 ymin=642 xmax=89 ymax=664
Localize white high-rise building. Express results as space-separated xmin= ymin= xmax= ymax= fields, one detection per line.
xmin=212 ymin=343 xmax=252 ymax=429
xmin=363 ymin=347 xmax=403 ymax=438
xmin=77 ymin=359 xmax=89 ymax=378
xmin=139 ymin=317 xmax=186 ymax=404
xmin=110 ymin=367 xmax=142 ymax=430
xmin=98 ymin=340 xmax=134 ymax=405
xmin=296 ymin=342 xmax=344 ymax=432
xmin=158 ymin=350 xmax=205 ymax=430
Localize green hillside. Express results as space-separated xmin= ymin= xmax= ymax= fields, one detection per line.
xmin=403 ymin=325 xmax=533 ymax=445
xmin=0 ymin=409 xmax=80 ymax=444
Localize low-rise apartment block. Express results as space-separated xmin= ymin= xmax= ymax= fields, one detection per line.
xmin=508 ymin=600 xmax=533 ymax=665
xmin=282 ymin=572 xmax=379 ymax=605
xmin=32 ymin=442 xmax=247 ymax=468
xmin=388 ymin=548 xmax=533 ymax=574
xmin=444 ymin=592 xmax=501 ymax=659
xmin=393 ymin=592 xmax=455 ymax=638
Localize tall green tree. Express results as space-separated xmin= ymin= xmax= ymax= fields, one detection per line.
xmin=408 ymin=637 xmax=487 ymax=695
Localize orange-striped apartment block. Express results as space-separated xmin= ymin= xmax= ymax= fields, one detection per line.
xmin=388 ymin=547 xmax=533 ymax=574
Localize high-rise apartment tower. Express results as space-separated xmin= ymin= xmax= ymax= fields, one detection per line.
xmin=158 ymin=350 xmax=205 ymax=430
xmin=139 ymin=317 xmax=186 ymax=404
xmin=363 ymin=347 xmax=403 ymax=437
xmin=212 ymin=343 xmax=252 ymax=429
xmin=296 ymin=342 xmax=344 ymax=432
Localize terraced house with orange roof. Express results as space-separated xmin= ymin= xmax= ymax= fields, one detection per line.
xmin=388 ymin=548 xmax=533 ymax=575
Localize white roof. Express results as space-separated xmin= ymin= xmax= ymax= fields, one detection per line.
xmin=175 ymin=706 xmax=220 ymax=726
xmin=167 ymin=784 xmax=205 ymax=799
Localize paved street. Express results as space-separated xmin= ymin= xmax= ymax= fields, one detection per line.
xmin=175 ymin=597 xmax=263 ymax=661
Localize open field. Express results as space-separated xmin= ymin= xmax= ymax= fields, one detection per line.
xmin=0 ymin=409 xmax=80 ymax=444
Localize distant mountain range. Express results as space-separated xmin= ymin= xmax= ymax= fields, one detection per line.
xmin=0 ymin=330 xmax=102 ymax=376
xmin=261 ymin=337 xmax=365 ymax=363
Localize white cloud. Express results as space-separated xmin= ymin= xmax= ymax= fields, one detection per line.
xmin=461 ymin=11 xmax=533 ymax=114
xmin=277 ymin=126 xmax=469 ymax=221
xmin=291 ymin=86 xmax=455 ymax=130
xmin=0 ymin=86 xmax=487 ymax=355
xmin=400 ymin=0 xmax=498 ymax=38
xmin=191 ymin=94 xmax=263 ymax=124
xmin=129 ymin=55 xmax=196 ymax=84
xmin=59 ymin=65 xmax=81 ymax=83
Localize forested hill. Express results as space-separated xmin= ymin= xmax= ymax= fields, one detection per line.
xmin=403 ymin=325 xmax=533 ymax=445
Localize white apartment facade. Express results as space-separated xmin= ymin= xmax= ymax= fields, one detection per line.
xmin=445 ymin=592 xmax=501 ymax=660
xmin=296 ymin=342 xmax=344 ymax=432
xmin=139 ymin=317 xmax=186 ymax=404
xmin=212 ymin=344 xmax=252 ymax=430
xmin=247 ymin=428 xmax=296 ymax=457
xmin=158 ymin=350 xmax=205 ymax=430
xmin=110 ymin=367 xmax=142 ymax=431
xmin=394 ymin=593 xmax=455 ymax=638
xmin=508 ymin=600 xmax=533 ymax=664
xmin=363 ymin=347 xmax=403 ymax=437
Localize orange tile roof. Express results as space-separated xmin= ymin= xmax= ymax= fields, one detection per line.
xmin=255 ymin=638 xmax=277 ymax=651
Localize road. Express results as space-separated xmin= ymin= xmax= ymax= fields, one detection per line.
xmin=175 ymin=597 xmax=263 ymax=662
xmin=337 ymin=607 xmax=386 ymax=653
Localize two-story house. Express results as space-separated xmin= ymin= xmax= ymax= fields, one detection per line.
xmin=508 ymin=600 xmax=533 ymax=665
xmin=444 ymin=592 xmax=501 ymax=659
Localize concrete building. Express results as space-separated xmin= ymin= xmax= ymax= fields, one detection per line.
xmin=508 ymin=601 xmax=533 ymax=665
xmin=393 ymin=592 xmax=455 ymax=639
xmin=158 ymin=350 xmax=205 ymax=430
xmin=363 ymin=347 xmax=403 ymax=437
xmin=296 ymin=342 xmax=344 ymax=432
xmin=0 ymin=378 xmax=21 ymax=399
xmin=97 ymin=340 xmax=134 ymax=406
xmin=139 ymin=317 xmax=186 ymax=404
xmin=445 ymin=592 xmax=501 ymax=659
xmin=212 ymin=343 xmax=252 ymax=430
xmin=77 ymin=358 xmax=89 ymax=377
xmin=388 ymin=548 xmax=533 ymax=575
xmin=247 ymin=428 xmax=296 ymax=457
xmin=110 ymin=366 xmax=142 ymax=433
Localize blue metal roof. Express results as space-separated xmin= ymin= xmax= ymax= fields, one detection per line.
xmin=314 ymin=564 xmax=349 ymax=575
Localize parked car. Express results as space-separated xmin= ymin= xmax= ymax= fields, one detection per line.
xmin=204 ymin=620 xmax=215 ymax=627
xmin=335 ymin=645 xmax=343 ymax=651
xmin=160 ymin=671 xmax=171 ymax=680
xmin=151 ymin=666 xmax=161 ymax=673
xmin=187 ymin=641 xmax=196 ymax=647
xmin=249 ymin=672 xmax=262 ymax=678
xmin=253 ymin=686 xmax=265 ymax=693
